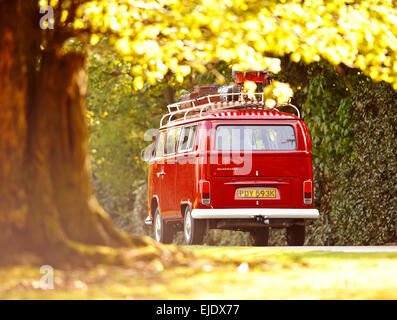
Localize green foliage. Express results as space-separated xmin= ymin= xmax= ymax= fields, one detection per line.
xmin=275 ymin=59 xmax=397 ymax=246
xmin=328 ymin=80 xmax=397 ymax=245
xmin=302 ymin=66 xmax=397 ymax=245
xmin=302 ymin=63 xmax=355 ymax=175
xmin=87 ymin=43 xmax=165 ymax=234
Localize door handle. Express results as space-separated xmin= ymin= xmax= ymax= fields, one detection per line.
xmin=156 ymin=171 xmax=165 ymax=177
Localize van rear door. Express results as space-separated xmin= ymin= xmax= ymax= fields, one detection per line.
xmin=210 ymin=121 xmax=309 ymax=208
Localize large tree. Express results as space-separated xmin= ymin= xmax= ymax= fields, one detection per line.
xmin=0 ymin=0 xmax=395 ymax=265
xmin=0 ymin=0 xmax=143 ymax=266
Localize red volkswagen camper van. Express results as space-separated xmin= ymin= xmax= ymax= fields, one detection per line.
xmin=145 ymin=72 xmax=319 ymax=246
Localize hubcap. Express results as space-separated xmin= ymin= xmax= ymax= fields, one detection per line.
xmin=154 ymin=212 xmax=161 ymax=242
xmin=184 ymin=210 xmax=192 ymax=242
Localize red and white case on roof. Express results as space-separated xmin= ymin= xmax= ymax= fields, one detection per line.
xmin=232 ymin=70 xmax=273 ymax=88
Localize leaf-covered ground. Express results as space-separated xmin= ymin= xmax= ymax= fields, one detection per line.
xmin=1 ymin=246 xmax=397 ymax=300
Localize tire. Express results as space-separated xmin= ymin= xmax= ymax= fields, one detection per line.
xmin=153 ymin=207 xmax=174 ymax=244
xmin=184 ymin=206 xmax=206 ymax=245
xmin=286 ymin=225 xmax=305 ymax=246
xmin=250 ymin=227 xmax=269 ymax=246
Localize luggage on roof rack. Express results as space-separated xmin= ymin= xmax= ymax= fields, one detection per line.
xmin=161 ymin=91 xmax=300 ymax=127
xmin=161 ymin=70 xmax=298 ymax=127
xmin=179 ymin=84 xmax=220 ymax=109
xmin=179 ymin=84 xmax=241 ymax=109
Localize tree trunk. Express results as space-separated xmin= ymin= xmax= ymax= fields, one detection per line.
xmin=0 ymin=0 xmax=153 ymax=267
xmin=0 ymin=0 xmax=32 ymax=259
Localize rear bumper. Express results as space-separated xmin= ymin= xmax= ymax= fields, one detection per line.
xmin=191 ymin=208 xmax=319 ymax=220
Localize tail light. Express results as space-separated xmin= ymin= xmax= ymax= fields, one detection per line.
xmin=303 ymin=180 xmax=312 ymax=205
xmin=200 ymin=180 xmax=210 ymax=205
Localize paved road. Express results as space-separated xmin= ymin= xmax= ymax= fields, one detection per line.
xmin=272 ymin=246 xmax=397 ymax=252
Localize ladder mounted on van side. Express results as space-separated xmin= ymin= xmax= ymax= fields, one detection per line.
xmin=160 ymin=92 xmax=301 ymax=127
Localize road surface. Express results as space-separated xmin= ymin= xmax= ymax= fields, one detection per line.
xmin=265 ymin=246 xmax=397 ymax=252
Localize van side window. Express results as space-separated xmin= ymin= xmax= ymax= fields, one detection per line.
xmin=165 ymin=127 xmax=181 ymax=155
xmin=178 ymin=125 xmax=197 ymax=152
xmin=153 ymin=131 xmax=166 ymax=158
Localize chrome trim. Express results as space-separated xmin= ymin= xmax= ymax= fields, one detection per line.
xmin=160 ymin=93 xmax=300 ymax=127
xmin=191 ymin=208 xmax=319 ymax=220
xmin=144 ymin=216 xmax=153 ymax=226
xmin=156 ymin=171 xmax=166 ymax=177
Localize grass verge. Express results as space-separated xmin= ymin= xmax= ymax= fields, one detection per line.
xmin=1 ymin=246 xmax=397 ymax=299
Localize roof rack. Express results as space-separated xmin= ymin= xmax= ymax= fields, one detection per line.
xmin=160 ymin=92 xmax=300 ymax=127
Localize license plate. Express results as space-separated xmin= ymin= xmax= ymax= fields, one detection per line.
xmin=236 ymin=188 xmax=277 ymax=199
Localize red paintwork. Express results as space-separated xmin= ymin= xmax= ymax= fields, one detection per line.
xmin=148 ymin=109 xmax=314 ymax=223
xmin=234 ymin=71 xmax=270 ymax=84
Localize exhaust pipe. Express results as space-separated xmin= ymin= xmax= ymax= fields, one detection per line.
xmin=255 ymin=216 xmax=269 ymax=224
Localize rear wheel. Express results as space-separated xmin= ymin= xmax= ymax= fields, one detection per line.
xmin=184 ymin=206 xmax=206 ymax=245
xmin=153 ymin=207 xmax=174 ymax=244
xmin=250 ymin=227 xmax=269 ymax=246
xmin=286 ymin=225 xmax=305 ymax=246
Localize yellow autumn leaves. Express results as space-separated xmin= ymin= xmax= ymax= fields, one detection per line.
xmin=265 ymin=81 xmax=294 ymax=106
xmin=44 ymin=0 xmax=397 ymax=95
xmin=242 ymin=80 xmax=293 ymax=107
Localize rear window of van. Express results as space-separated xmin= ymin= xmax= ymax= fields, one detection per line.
xmin=215 ymin=125 xmax=296 ymax=151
